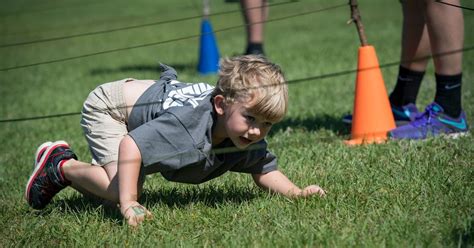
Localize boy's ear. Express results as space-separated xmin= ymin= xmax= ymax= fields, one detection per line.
xmin=213 ymin=95 xmax=225 ymax=115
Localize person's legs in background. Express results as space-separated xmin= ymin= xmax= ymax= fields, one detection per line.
xmin=390 ymin=0 xmax=468 ymax=139
xmin=389 ymin=0 xmax=429 ymax=109
xmin=424 ymin=0 xmax=464 ymax=118
xmin=240 ymin=0 xmax=268 ymax=55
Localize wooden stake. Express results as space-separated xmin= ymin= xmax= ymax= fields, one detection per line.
xmin=348 ymin=0 xmax=368 ymax=46
xmin=203 ymin=0 xmax=210 ymax=19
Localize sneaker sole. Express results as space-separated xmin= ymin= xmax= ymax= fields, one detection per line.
xmin=343 ymin=119 xmax=411 ymax=126
xmin=445 ymin=131 xmax=470 ymax=139
xmin=390 ymin=131 xmax=470 ymax=140
xmin=342 ymin=118 xmax=352 ymax=124
xmin=25 ymin=140 xmax=69 ymax=203
xmin=34 ymin=141 xmax=52 ymax=168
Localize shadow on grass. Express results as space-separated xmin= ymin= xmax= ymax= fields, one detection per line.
xmin=89 ymin=63 xmax=196 ymax=76
xmin=24 ymin=195 xmax=124 ymax=224
xmin=270 ymin=113 xmax=351 ymax=137
xmin=451 ymin=218 xmax=473 ymax=247
xmin=41 ymin=185 xmax=258 ymax=223
xmin=140 ymin=185 xmax=258 ymax=208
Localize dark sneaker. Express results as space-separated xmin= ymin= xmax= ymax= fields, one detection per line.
xmin=25 ymin=141 xmax=77 ymax=209
xmin=245 ymin=48 xmax=265 ymax=55
xmin=342 ymin=103 xmax=420 ymax=125
xmin=389 ymin=102 xmax=469 ymax=140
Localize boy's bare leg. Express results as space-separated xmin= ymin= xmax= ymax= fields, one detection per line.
xmin=62 ymin=158 xmax=146 ymax=213
xmin=62 ymin=160 xmax=120 ymax=203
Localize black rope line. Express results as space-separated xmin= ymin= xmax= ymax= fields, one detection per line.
xmin=1 ymin=45 xmax=472 ymax=124
xmin=435 ymin=0 xmax=474 ymax=11
xmin=1 ymin=1 xmax=108 ymax=17
xmin=2 ymin=3 xmax=468 ymax=163
xmin=0 ymin=3 xmax=347 ymax=72
xmin=77 ymin=137 xmax=337 ymax=169
xmin=52 ymin=125 xmax=454 ymax=167
xmin=0 ymin=1 xmax=297 ymax=48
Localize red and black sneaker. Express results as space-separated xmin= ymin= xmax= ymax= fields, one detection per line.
xmin=25 ymin=141 xmax=77 ymax=209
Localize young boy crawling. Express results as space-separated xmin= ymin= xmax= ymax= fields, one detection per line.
xmin=25 ymin=55 xmax=325 ymax=226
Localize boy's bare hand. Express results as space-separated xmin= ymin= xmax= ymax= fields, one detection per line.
xmin=300 ymin=185 xmax=326 ymax=197
xmin=121 ymin=202 xmax=153 ymax=227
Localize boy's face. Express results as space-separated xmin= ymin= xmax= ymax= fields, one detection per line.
xmin=215 ymin=96 xmax=274 ymax=149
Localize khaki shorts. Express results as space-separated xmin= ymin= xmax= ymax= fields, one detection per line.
xmin=80 ymin=78 xmax=133 ymax=165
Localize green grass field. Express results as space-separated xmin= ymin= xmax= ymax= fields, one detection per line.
xmin=1 ymin=0 xmax=473 ymax=246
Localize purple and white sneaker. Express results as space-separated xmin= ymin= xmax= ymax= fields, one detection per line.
xmin=389 ymin=102 xmax=469 ymax=140
xmin=343 ymin=103 xmax=420 ymax=125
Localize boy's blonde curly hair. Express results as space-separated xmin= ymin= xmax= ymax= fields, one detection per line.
xmin=213 ymin=55 xmax=288 ymax=123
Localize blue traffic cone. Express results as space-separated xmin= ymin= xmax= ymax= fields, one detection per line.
xmin=197 ymin=19 xmax=220 ymax=74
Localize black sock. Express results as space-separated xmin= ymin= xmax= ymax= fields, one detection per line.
xmin=245 ymin=43 xmax=264 ymax=55
xmin=389 ymin=66 xmax=425 ymax=107
xmin=434 ymin=73 xmax=462 ymax=118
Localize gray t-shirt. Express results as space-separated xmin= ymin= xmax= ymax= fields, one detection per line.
xmin=127 ymin=64 xmax=278 ymax=184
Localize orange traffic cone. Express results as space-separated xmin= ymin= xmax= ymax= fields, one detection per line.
xmin=345 ymin=45 xmax=396 ymax=145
